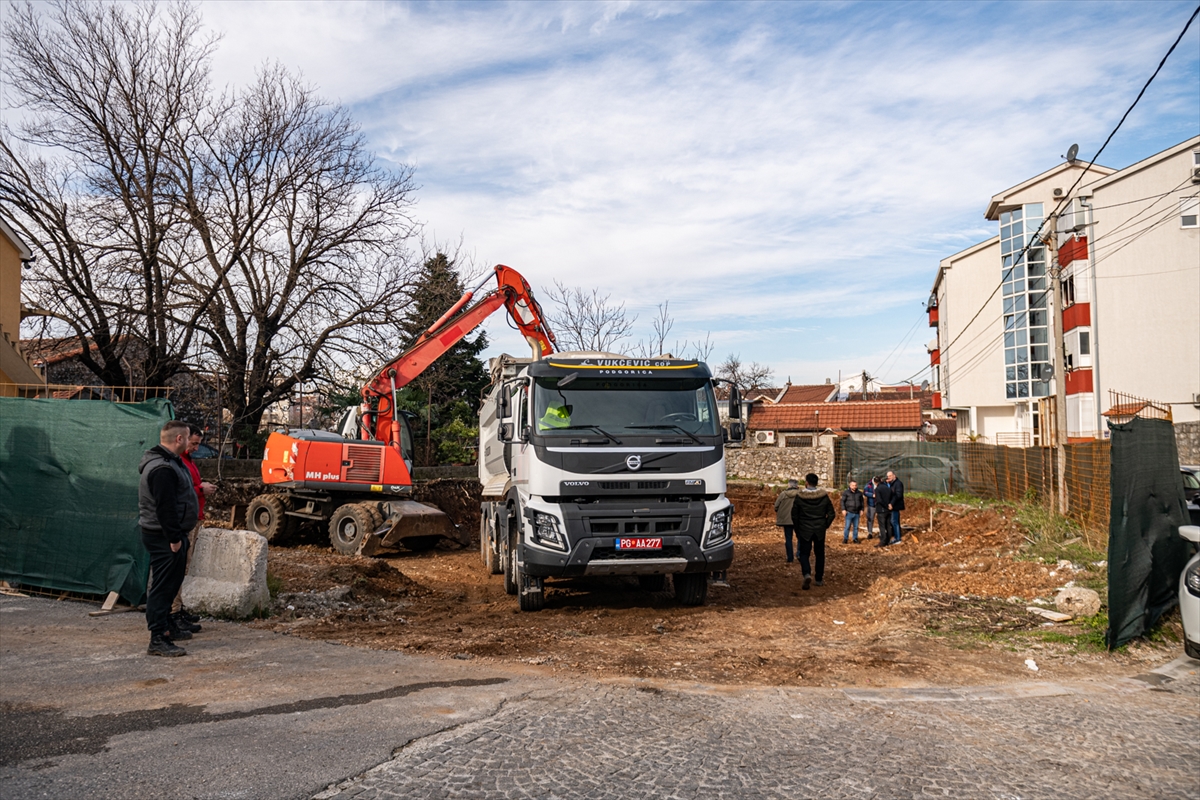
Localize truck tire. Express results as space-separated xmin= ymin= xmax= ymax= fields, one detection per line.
xmin=638 ymin=574 xmax=666 ymax=592
xmin=329 ymin=504 xmax=374 ymax=556
xmin=518 ymin=569 xmax=545 ymax=612
xmin=503 ymin=515 xmax=519 ymax=596
xmin=673 ymin=572 xmax=708 ymax=606
xmin=247 ymin=494 xmax=291 ymax=542
xmin=1186 ymin=637 xmax=1200 ymax=660
xmin=482 ymin=513 xmax=502 ymax=574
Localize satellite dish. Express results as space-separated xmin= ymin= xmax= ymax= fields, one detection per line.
xmin=1066 ymin=144 xmax=1079 ymax=164
xmin=1042 ymin=364 xmax=1055 ymax=381
xmin=920 ymin=380 xmax=930 ymax=391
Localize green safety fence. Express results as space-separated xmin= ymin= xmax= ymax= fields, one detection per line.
xmin=1106 ymin=416 xmax=1191 ymax=649
xmin=0 ymin=397 xmax=174 ymax=604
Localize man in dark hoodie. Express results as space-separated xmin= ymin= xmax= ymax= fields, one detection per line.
xmin=138 ymin=420 xmax=200 ymax=656
xmin=790 ymin=473 xmax=836 ymax=590
xmin=874 ymin=477 xmax=893 ymax=547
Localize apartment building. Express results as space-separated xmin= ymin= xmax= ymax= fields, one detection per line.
xmin=0 ymin=218 xmax=45 ymax=396
xmin=929 ymin=136 xmax=1200 ymax=444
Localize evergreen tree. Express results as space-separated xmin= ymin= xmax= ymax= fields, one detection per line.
xmin=398 ymin=253 xmax=490 ymax=464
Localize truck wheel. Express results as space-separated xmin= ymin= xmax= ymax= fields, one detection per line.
xmin=503 ymin=516 xmax=519 ymax=596
xmin=483 ymin=514 xmax=502 ymax=574
xmin=673 ymin=573 xmax=708 ymax=606
xmin=247 ymin=495 xmax=291 ymax=542
xmin=329 ymin=504 xmax=374 ymax=556
xmin=638 ymin=574 xmax=666 ymax=592
xmin=518 ymin=569 xmax=545 ymax=612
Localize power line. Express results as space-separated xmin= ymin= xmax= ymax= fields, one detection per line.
xmin=921 ymin=4 xmax=1200 ymax=385
xmin=875 ymin=312 xmax=925 ymax=380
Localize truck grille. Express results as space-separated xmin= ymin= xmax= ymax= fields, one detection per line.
xmin=587 ymin=518 xmax=686 ymax=535
xmin=591 ymin=545 xmax=685 ymax=560
xmin=343 ymin=444 xmax=384 ymax=483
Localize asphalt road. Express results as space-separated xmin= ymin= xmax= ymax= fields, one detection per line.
xmin=1 ymin=594 xmax=1197 ymax=800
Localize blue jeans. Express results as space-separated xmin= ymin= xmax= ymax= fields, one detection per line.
xmin=843 ymin=513 xmax=860 ymax=543
xmin=780 ymin=525 xmax=796 ymax=562
xmin=890 ymin=510 xmax=902 ymax=543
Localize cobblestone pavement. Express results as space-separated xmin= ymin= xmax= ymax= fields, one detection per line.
xmin=318 ymin=668 xmax=1200 ymax=800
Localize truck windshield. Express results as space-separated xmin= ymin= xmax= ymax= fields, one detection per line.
xmin=533 ymin=377 xmax=719 ymax=437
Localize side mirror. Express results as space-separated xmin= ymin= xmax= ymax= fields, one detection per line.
xmin=728 ymin=421 xmax=745 ymax=442
xmin=497 ymin=392 xmax=510 ymax=418
xmin=499 ymin=423 xmax=513 ymax=443
xmin=728 ymin=385 xmax=742 ymax=420
xmin=521 ymin=424 xmax=531 ymax=443
xmin=1180 ymin=525 xmax=1200 ymax=544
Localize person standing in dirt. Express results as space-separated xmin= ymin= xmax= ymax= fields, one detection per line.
xmin=774 ymin=478 xmax=802 ymax=563
xmin=138 ymin=420 xmax=200 ymax=657
xmin=170 ymin=425 xmax=216 ymax=635
xmin=840 ymin=480 xmax=865 ymax=544
xmin=886 ymin=470 xmax=906 ymax=544
xmin=790 ymin=473 xmax=835 ymax=589
xmin=873 ymin=477 xmax=893 ymax=547
xmin=863 ymin=477 xmax=878 ymax=539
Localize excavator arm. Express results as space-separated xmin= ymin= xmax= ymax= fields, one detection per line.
xmin=362 ymin=264 xmax=555 ymax=446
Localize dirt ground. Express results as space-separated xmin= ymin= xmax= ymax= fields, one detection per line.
xmin=244 ymin=486 xmax=1186 ymax=688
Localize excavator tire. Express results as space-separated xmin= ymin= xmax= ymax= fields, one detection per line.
xmin=247 ymin=494 xmax=292 ymax=542
xmin=364 ymin=503 xmax=385 ymax=531
xmin=329 ymin=503 xmax=375 ymax=556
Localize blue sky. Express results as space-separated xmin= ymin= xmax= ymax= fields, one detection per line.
xmin=200 ymin=0 xmax=1200 ymax=386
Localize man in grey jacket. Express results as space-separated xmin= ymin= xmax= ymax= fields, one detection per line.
xmin=774 ymin=479 xmax=802 ymax=563
xmin=138 ymin=420 xmax=200 ymax=656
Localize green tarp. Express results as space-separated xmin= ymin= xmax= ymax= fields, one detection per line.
xmin=1106 ymin=417 xmax=1190 ymax=649
xmin=0 ymin=398 xmax=173 ymax=604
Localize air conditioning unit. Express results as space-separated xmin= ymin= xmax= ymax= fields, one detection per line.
xmin=755 ymin=430 xmax=776 ymax=445
xmin=1053 ymin=187 xmax=1064 ymax=198
xmin=1192 ymin=167 xmax=1200 ymax=184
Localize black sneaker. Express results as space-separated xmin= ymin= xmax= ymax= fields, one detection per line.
xmin=172 ymin=612 xmax=202 ymax=633
xmin=815 ymin=579 xmax=824 ymax=586
xmin=178 ymin=609 xmax=201 ymax=624
xmin=802 ymin=574 xmax=812 ymax=590
xmin=148 ymin=634 xmax=187 ymax=657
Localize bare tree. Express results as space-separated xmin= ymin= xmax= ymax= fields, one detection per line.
xmin=177 ymin=66 xmax=419 ymax=432
xmin=632 ymin=301 xmax=716 ymax=361
xmin=0 ymin=0 xmax=216 ymax=390
xmin=544 ymin=282 xmax=636 ymax=353
xmin=716 ymin=353 xmax=774 ymax=389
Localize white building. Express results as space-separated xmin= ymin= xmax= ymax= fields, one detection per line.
xmin=929 ymin=136 xmax=1200 ymax=444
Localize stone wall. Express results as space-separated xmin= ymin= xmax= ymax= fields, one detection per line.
xmin=724 ymin=445 xmax=834 ymax=486
xmin=1177 ymin=420 xmax=1200 ymax=465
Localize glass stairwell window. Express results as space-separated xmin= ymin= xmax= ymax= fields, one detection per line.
xmin=999 ymin=203 xmax=1051 ymax=400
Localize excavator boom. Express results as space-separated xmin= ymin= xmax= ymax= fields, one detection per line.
xmin=363 ymin=264 xmax=555 ymax=444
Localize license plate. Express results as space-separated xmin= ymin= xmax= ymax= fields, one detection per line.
xmin=616 ymin=537 xmax=662 ymax=550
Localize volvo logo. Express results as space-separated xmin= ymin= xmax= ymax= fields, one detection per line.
xmin=625 ymin=454 xmax=642 ymax=471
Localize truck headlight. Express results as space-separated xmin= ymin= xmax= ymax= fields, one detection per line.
xmin=703 ymin=507 xmax=732 ymax=549
xmin=532 ymin=511 xmax=567 ymax=552
xmin=1186 ymin=563 xmax=1200 ymax=598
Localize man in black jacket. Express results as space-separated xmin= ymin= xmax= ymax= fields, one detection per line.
xmin=874 ymin=477 xmax=893 ymax=547
xmin=138 ymin=420 xmax=200 ymax=656
xmin=886 ymin=470 xmax=906 ymax=544
xmin=840 ymin=480 xmax=865 ymax=544
xmin=790 ymin=473 xmax=836 ymax=589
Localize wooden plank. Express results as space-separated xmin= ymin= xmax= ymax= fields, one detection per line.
xmin=88 ymin=591 xmax=138 ymax=617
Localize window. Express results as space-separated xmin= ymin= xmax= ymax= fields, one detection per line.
xmin=1078 ymin=330 xmax=1090 ymax=356
xmin=786 ymin=434 xmax=814 ymax=448
xmin=999 ymin=203 xmax=1050 ymax=401
xmin=1182 ymin=197 xmax=1199 ymax=229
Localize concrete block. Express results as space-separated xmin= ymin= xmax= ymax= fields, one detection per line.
xmin=181 ymin=527 xmax=270 ymax=618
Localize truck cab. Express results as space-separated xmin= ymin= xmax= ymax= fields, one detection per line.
xmin=479 ymin=353 xmax=741 ymax=610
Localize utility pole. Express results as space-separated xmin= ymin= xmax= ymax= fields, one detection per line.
xmin=1046 ymin=213 xmax=1068 ymax=516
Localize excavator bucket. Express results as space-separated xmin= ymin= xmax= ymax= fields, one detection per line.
xmin=371 ymin=500 xmax=468 ymax=552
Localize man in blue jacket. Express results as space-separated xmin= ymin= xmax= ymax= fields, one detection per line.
xmin=137 ymin=420 xmax=200 ymax=656
xmin=886 ymin=470 xmax=906 ymax=544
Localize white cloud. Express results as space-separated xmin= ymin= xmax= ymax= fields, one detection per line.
xmin=197 ymin=0 xmax=1197 ymax=382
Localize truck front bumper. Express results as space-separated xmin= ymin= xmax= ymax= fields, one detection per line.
xmin=521 ymin=535 xmax=733 ymax=578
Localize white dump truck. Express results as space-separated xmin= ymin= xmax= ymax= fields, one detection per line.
xmin=477 ymin=353 xmax=745 ymax=611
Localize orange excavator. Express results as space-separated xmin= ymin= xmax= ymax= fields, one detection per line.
xmin=248 ymin=265 xmax=555 ymax=555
